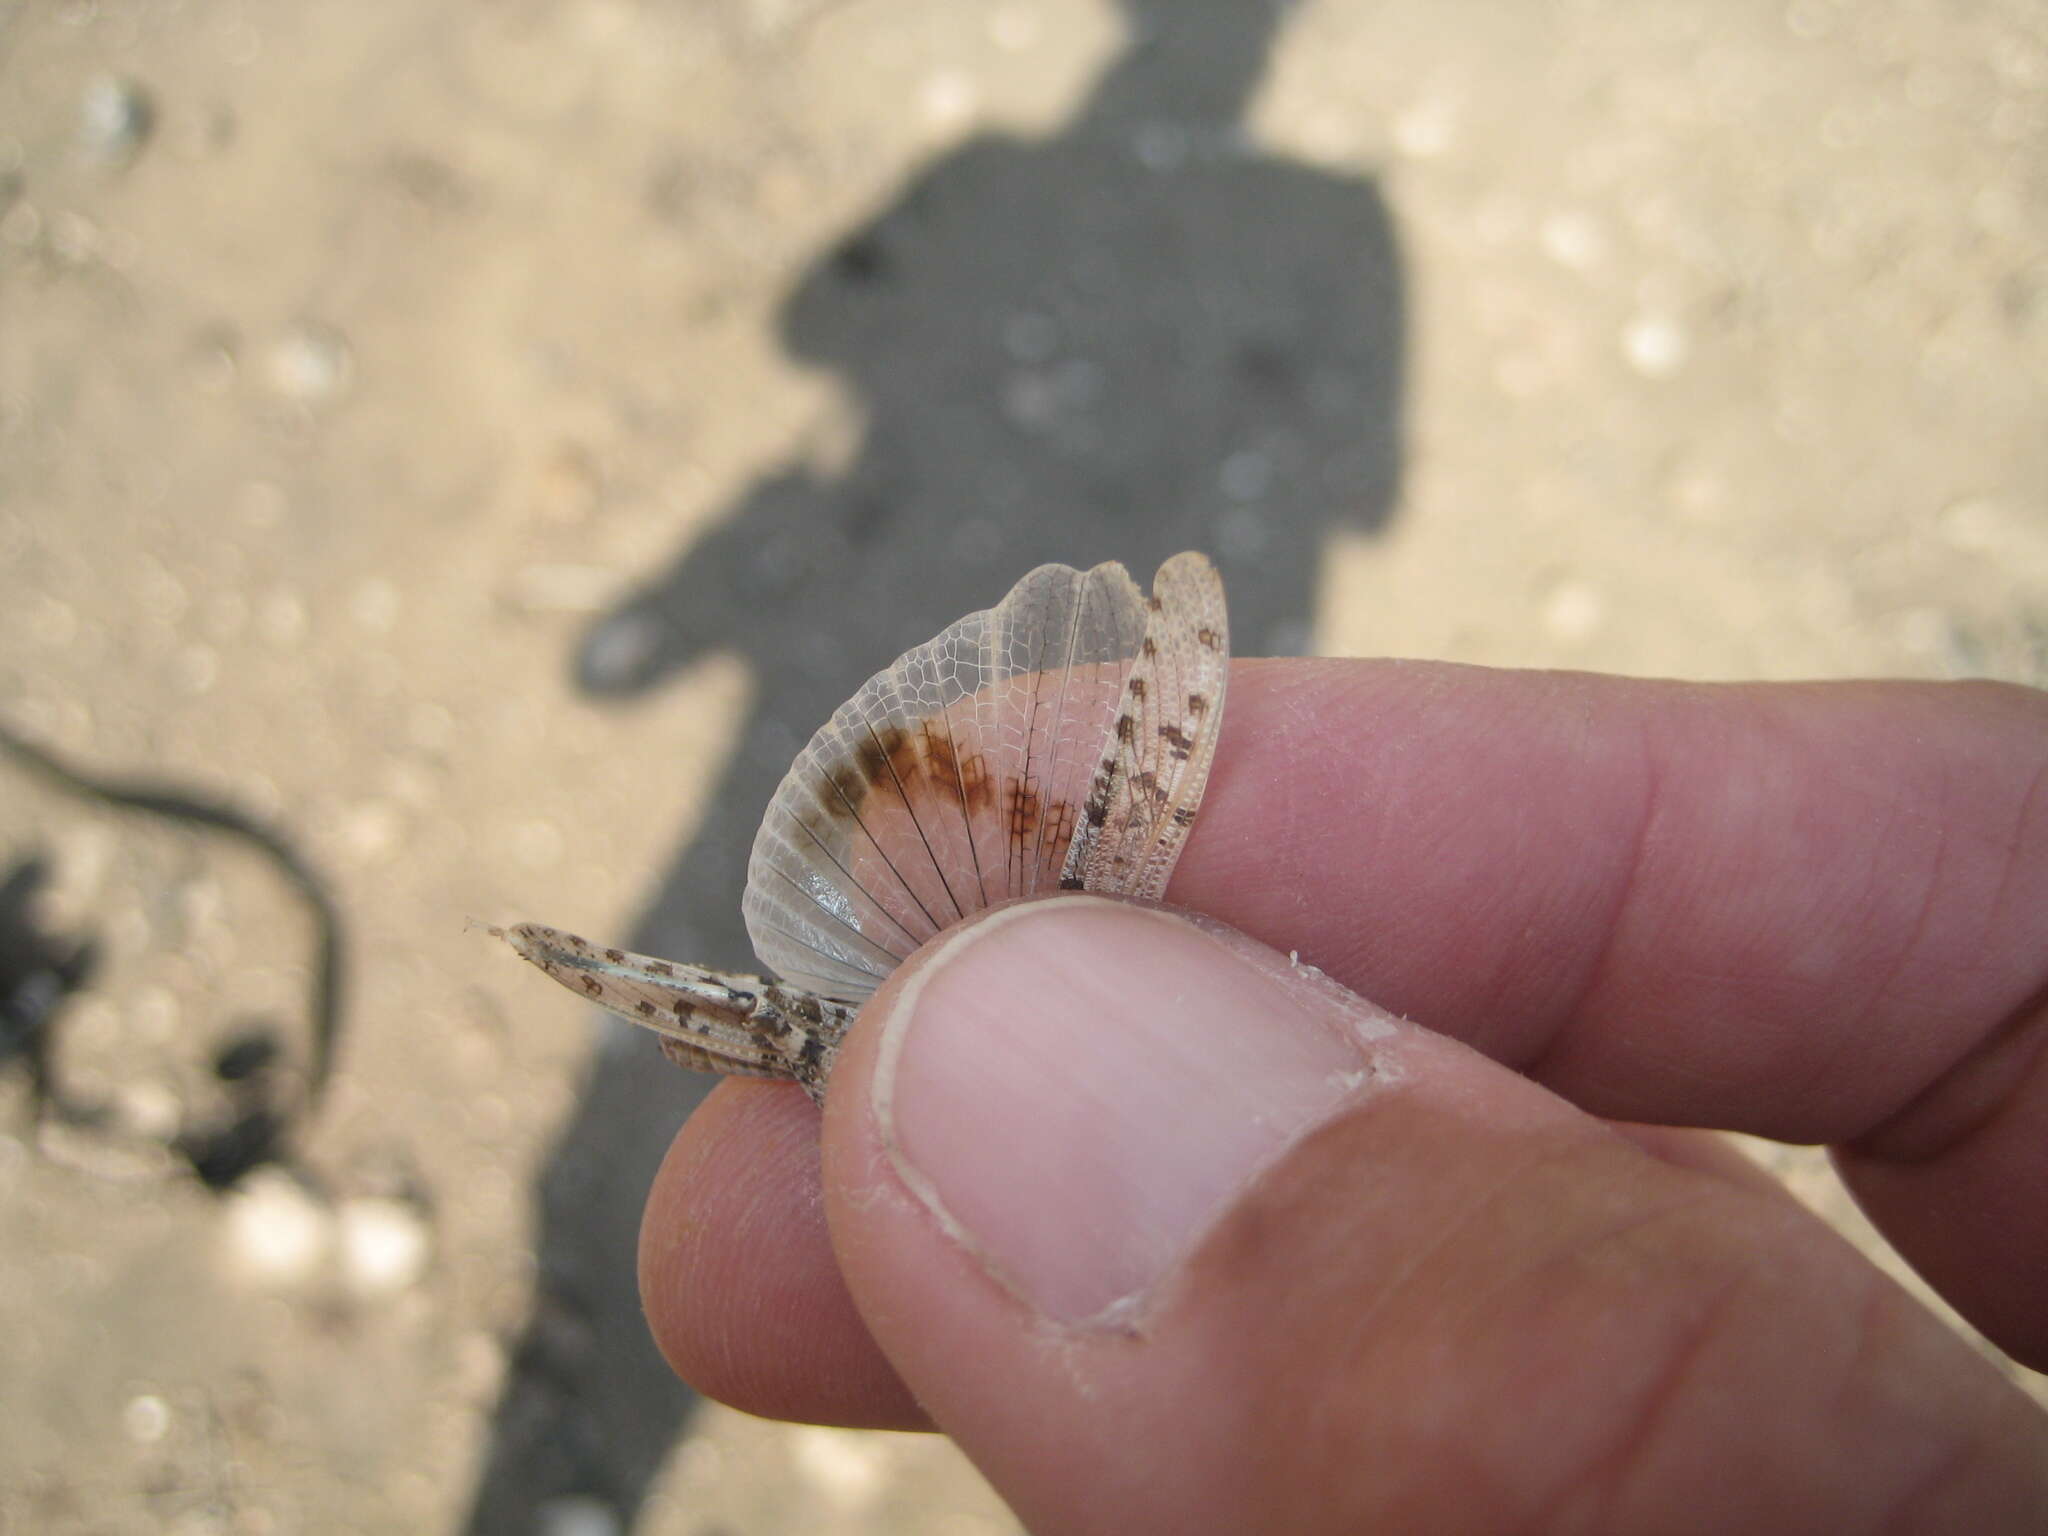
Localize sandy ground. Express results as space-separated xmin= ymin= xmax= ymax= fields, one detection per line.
xmin=1 ymin=0 xmax=2043 ymax=1531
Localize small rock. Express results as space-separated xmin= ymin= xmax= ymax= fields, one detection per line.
xmin=919 ymin=71 xmax=978 ymax=131
xmin=1539 ymin=210 xmax=1608 ymax=271
xmin=122 ymin=1392 xmax=171 ymax=1445
xmin=265 ymin=323 xmax=352 ymax=404
xmin=789 ymin=1424 xmax=888 ymax=1507
xmin=222 ymin=1168 xmax=331 ymax=1286
xmin=1542 ymin=578 xmax=1607 ymax=643
xmin=78 ymin=76 xmax=154 ymax=167
xmin=1622 ymin=315 xmax=1688 ymax=378
xmin=337 ymin=1195 xmax=431 ymax=1298
xmin=116 ymin=1081 xmax=183 ymax=1141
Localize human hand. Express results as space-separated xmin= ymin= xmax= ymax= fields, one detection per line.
xmin=640 ymin=660 xmax=2048 ymax=1532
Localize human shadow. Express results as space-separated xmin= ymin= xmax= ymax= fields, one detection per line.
xmin=464 ymin=0 xmax=1406 ymax=1526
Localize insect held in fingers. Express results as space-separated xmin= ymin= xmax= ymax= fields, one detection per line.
xmin=493 ymin=551 xmax=1229 ymax=1103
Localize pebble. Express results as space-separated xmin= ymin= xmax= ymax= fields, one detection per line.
xmin=116 ymin=1081 xmax=183 ymax=1141
xmin=265 ymin=324 xmax=352 ymax=404
xmin=789 ymin=1425 xmax=888 ymax=1507
xmin=919 ymin=71 xmax=978 ymax=131
xmin=1541 ymin=578 xmax=1607 ymax=642
xmin=1539 ymin=210 xmax=1608 ymax=272
xmin=336 ymin=1196 xmax=431 ymax=1298
xmin=77 ymin=76 xmax=154 ymax=167
xmin=122 ymin=1392 xmax=171 ymax=1445
xmin=1622 ymin=314 xmax=1688 ymax=377
xmin=222 ymin=1168 xmax=332 ymax=1287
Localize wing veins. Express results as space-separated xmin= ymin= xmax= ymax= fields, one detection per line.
xmin=821 ymin=746 xmax=949 ymax=939
xmin=786 ymin=809 xmax=927 ymax=951
xmin=863 ymin=718 xmax=970 ymax=925
xmin=930 ymin=701 xmax=991 ymax=912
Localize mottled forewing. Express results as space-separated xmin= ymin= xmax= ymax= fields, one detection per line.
xmin=499 ymin=923 xmax=792 ymax=1079
xmin=743 ymin=562 xmax=1149 ymax=998
xmin=1060 ymin=552 xmax=1228 ymax=901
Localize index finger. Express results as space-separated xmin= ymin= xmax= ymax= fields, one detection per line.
xmin=1176 ymin=659 xmax=2048 ymax=1362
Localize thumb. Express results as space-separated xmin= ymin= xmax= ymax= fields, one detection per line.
xmin=819 ymin=897 xmax=2045 ymax=1535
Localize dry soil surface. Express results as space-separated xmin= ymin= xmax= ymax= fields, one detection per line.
xmin=1 ymin=1 xmax=2043 ymax=1533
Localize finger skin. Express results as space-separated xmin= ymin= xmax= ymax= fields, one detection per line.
xmin=1183 ymin=662 xmax=2048 ymax=1145
xmin=641 ymin=661 xmax=2048 ymax=1420
xmin=638 ymin=1079 xmax=924 ymax=1428
xmin=815 ymin=915 xmax=2048 ymax=1535
xmin=1180 ymin=661 xmax=2048 ymax=1365
xmin=640 ymin=1100 xmax=1810 ymax=1434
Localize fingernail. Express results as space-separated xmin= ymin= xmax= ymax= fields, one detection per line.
xmin=870 ymin=896 xmax=1400 ymax=1327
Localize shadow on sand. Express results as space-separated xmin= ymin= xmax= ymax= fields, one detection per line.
xmin=465 ymin=0 xmax=1406 ymax=1525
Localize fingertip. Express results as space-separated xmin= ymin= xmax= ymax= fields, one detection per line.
xmin=639 ymin=1078 xmax=930 ymax=1428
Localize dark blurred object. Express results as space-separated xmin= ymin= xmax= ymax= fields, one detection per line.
xmin=175 ymin=1021 xmax=295 ymax=1189
xmin=0 ymin=719 xmax=344 ymax=1188
xmin=0 ymin=855 xmax=95 ymax=1108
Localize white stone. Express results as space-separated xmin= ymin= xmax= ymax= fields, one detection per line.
xmin=1622 ymin=315 xmax=1688 ymax=377
xmin=337 ymin=1196 xmax=431 ymax=1298
xmin=222 ymin=1169 xmax=332 ymax=1286
xmin=122 ymin=1392 xmax=170 ymax=1444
